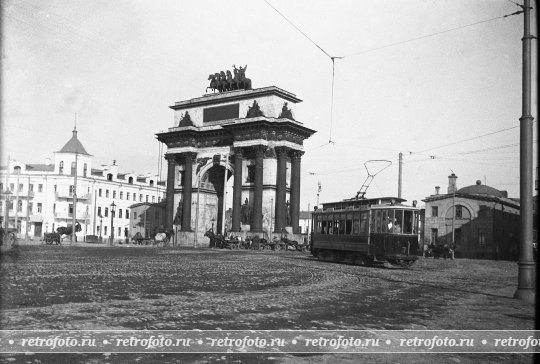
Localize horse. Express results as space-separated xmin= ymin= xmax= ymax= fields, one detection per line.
xmin=426 ymin=243 xmax=453 ymax=259
xmin=226 ymin=70 xmax=235 ymax=90
xmin=131 ymin=232 xmax=149 ymax=245
xmin=56 ymin=223 xmax=82 ymax=241
xmin=153 ymin=231 xmax=171 ymax=247
xmin=206 ymin=74 xmax=218 ymax=93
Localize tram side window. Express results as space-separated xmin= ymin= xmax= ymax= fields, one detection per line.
xmin=321 ymin=215 xmax=328 ymax=234
xmin=375 ymin=210 xmax=382 ymax=233
xmin=352 ymin=212 xmax=360 ymax=234
xmin=340 ymin=214 xmax=347 ymax=235
xmin=387 ymin=210 xmax=395 ymax=233
xmin=333 ymin=217 xmax=340 ymax=235
xmin=394 ymin=210 xmax=403 ymax=233
xmin=382 ymin=210 xmax=388 ymax=232
xmin=404 ymin=210 xmax=413 ymax=233
xmin=316 ymin=216 xmax=322 ymax=233
xmin=360 ymin=211 xmax=368 ymax=233
xmin=413 ymin=211 xmax=419 ymax=234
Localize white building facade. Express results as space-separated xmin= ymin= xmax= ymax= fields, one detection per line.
xmin=0 ymin=129 xmax=166 ymax=241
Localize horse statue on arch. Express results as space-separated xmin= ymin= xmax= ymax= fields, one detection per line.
xmin=206 ymin=74 xmax=218 ymax=93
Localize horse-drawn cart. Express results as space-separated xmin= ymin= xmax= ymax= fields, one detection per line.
xmin=43 ymin=233 xmax=61 ymax=245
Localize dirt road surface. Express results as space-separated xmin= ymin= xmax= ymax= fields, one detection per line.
xmin=0 ymin=242 xmax=535 ymax=363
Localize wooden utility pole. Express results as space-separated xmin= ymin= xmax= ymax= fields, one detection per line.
xmin=514 ymin=0 xmax=535 ymax=304
xmin=398 ymin=152 xmax=403 ymax=199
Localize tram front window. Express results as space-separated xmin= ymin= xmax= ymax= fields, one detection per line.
xmin=404 ymin=210 xmax=413 ymax=233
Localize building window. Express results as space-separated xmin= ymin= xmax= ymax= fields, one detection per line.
xmin=152 ymin=196 xmax=155 ymax=203
xmin=146 ymin=195 xmax=149 ymax=202
xmin=125 ymin=209 xmax=129 ymax=219
xmin=120 ymin=191 xmax=123 ymax=200
xmin=69 ymin=185 xmax=74 ymax=196
xmin=97 ymin=207 xmax=101 ymax=216
xmin=113 ymin=191 xmax=117 ymax=199
xmin=29 ymin=184 xmax=34 ymax=192
xmin=179 ymin=171 xmax=185 ymax=186
xmin=133 ymin=211 xmax=136 ymax=219
xmin=104 ymin=226 xmax=108 ymax=235
xmin=140 ymin=194 xmax=143 ymax=202
xmin=19 ymin=183 xmax=23 ymax=192
xmin=106 ymin=190 xmax=109 ymax=198
xmin=118 ymin=227 xmax=121 ymax=237
xmin=119 ymin=209 xmax=123 ymax=219
xmin=59 ymin=161 xmax=64 ymax=174
xmin=107 ymin=173 xmax=113 ymax=181
xmin=126 ymin=192 xmax=130 ymax=200
xmin=105 ymin=207 xmax=108 ymax=217
xmin=53 ymin=203 xmax=56 ymax=213
xmin=150 ymin=180 xmax=154 ymax=187
xmin=38 ymin=184 xmax=43 ymax=192
xmin=247 ymin=165 xmax=256 ymax=183
xmin=128 ymin=177 xmax=133 ymax=184
xmin=455 ymin=205 xmax=462 ymax=218
xmin=431 ymin=228 xmax=438 ymax=244
xmin=478 ymin=230 xmax=486 ymax=246
xmin=83 ymin=163 xmax=87 ymax=177
xmin=99 ymin=189 xmax=102 ymax=197
xmin=71 ymin=161 xmax=76 ymax=176
xmin=133 ymin=194 xmax=136 ymax=201
xmin=28 ymin=202 xmax=33 ymax=213
xmin=37 ymin=203 xmax=42 ymax=213
xmin=17 ymin=200 xmax=22 ymax=212
xmin=431 ymin=206 xmax=438 ymax=217
xmin=69 ymin=204 xmax=73 ymax=215
xmin=9 ymin=183 xmax=14 ymax=191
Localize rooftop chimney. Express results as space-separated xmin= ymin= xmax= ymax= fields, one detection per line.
xmin=435 ymin=186 xmax=440 ymax=195
xmin=448 ymin=173 xmax=458 ymax=194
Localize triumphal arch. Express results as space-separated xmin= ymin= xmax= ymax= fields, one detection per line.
xmin=156 ymin=68 xmax=316 ymax=245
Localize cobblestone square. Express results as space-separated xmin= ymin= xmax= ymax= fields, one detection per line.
xmin=0 ymin=242 xmax=534 ymax=363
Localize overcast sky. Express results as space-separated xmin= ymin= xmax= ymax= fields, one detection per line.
xmin=1 ymin=0 xmax=537 ymax=209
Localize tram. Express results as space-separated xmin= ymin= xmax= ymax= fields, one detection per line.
xmin=310 ymin=197 xmax=421 ymax=267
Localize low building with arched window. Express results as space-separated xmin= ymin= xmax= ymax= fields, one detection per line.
xmin=422 ymin=174 xmax=520 ymax=260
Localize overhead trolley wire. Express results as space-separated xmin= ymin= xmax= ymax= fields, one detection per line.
xmin=263 ymin=0 xmax=341 ymax=145
xmin=263 ymin=1 xmax=525 ymax=151
xmin=341 ymin=12 xmax=523 ymax=59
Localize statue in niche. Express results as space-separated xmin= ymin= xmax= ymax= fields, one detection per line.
xmin=279 ymin=102 xmax=294 ymax=120
xmin=241 ymin=198 xmax=251 ymax=225
xmin=173 ymin=200 xmax=183 ymax=227
xmin=286 ymin=200 xmax=291 ymax=226
xmin=246 ymin=100 xmax=264 ymax=118
xmin=178 ymin=111 xmax=194 ymax=127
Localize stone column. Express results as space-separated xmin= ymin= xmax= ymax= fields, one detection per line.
xmin=290 ymin=150 xmax=304 ymax=234
xmin=250 ymin=145 xmax=266 ymax=233
xmin=231 ymin=148 xmax=243 ymax=232
xmin=181 ymin=152 xmax=196 ymax=231
xmin=165 ymin=154 xmax=177 ymax=230
xmin=274 ymin=147 xmax=288 ymax=233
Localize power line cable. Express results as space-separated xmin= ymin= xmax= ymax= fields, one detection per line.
xmin=341 ymin=12 xmax=523 ymax=58
xmin=413 ymin=125 xmax=522 ymax=154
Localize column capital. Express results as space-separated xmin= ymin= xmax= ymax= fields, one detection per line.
xmin=289 ymin=149 xmax=305 ymax=161
xmin=233 ymin=147 xmax=244 ymax=157
xmin=275 ymin=146 xmax=290 ymax=158
xmin=179 ymin=152 xmax=197 ymax=164
xmin=253 ymin=145 xmax=267 ymax=158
